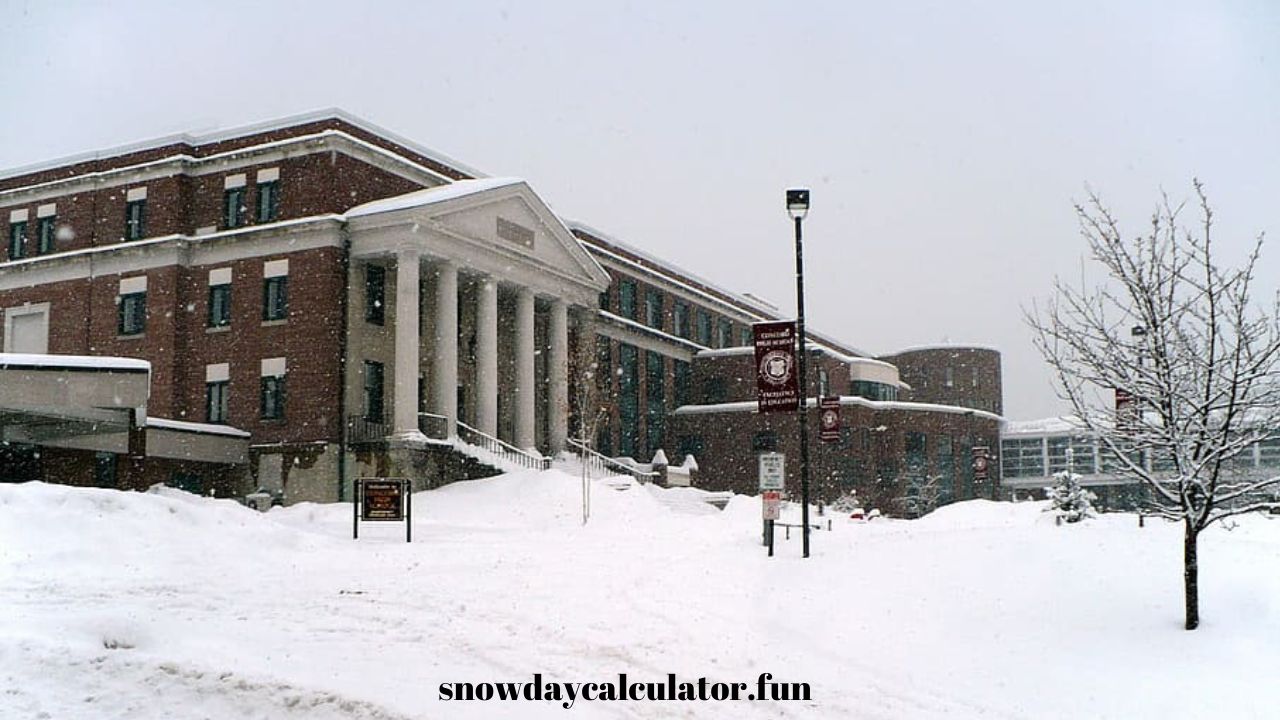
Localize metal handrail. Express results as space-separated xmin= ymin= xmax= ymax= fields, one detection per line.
xmin=456 ymin=421 xmax=551 ymax=471
xmin=566 ymin=437 xmax=661 ymax=483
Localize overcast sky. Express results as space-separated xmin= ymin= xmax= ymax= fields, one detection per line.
xmin=3 ymin=0 xmax=1278 ymax=419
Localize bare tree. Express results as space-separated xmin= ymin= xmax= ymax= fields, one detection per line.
xmin=1029 ymin=180 xmax=1280 ymax=630
xmin=898 ymin=473 xmax=945 ymax=519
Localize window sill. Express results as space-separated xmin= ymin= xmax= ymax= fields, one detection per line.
xmin=261 ymin=319 xmax=288 ymax=327
xmin=206 ymin=325 xmax=231 ymax=334
xmin=116 ymin=333 xmax=145 ymax=341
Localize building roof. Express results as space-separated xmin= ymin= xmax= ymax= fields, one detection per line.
xmin=0 ymin=108 xmax=486 ymax=184
xmin=345 ymin=178 xmax=524 ymax=218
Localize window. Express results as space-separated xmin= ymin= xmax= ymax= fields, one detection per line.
xmin=263 ymin=261 xmax=289 ymax=321
xmin=618 ymin=343 xmax=639 ymax=458
xmin=971 ymin=366 xmax=980 ymax=388
xmin=124 ymin=199 xmax=146 ymax=240
xmin=740 ymin=326 xmax=752 ymax=347
xmin=645 ymin=351 xmax=665 ymax=457
xmin=118 ymin=292 xmax=146 ymax=336
xmin=673 ymin=359 xmax=691 ymax=407
xmin=205 ymin=363 xmax=231 ymax=424
xmin=206 ymin=380 xmax=230 ymax=423
xmin=365 ymin=265 xmax=386 ymax=325
xmin=695 ymin=309 xmax=712 ymax=345
xmin=261 ymin=375 xmax=286 ymax=420
xmin=257 ymin=181 xmax=280 ymax=222
xmin=224 ymin=186 xmax=246 ymax=228
xmin=1000 ymin=437 xmax=1045 ymax=479
xmin=819 ymin=368 xmax=830 ymax=397
xmin=851 ymin=380 xmax=897 ymax=401
xmin=208 ymin=284 xmax=231 ymax=328
xmin=673 ymin=301 xmax=690 ymax=339
xmin=716 ymin=319 xmax=733 ymax=348
xmin=944 ymin=366 xmax=954 ymax=388
xmin=645 ymin=288 xmax=663 ymax=329
xmin=618 ymin=279 xmax=637 ymax=320
xmin=598 ymin=288 xmax=610 ymax=312
xmin=37 ymin=216 xmax=55 ymax=254
xmin=363 ymin=361 xmax=385 ymax=420
xmin=8 ymin=220 xmax=25 ymax=259
xmin=906 ymin=432 xmax=927 ymax=479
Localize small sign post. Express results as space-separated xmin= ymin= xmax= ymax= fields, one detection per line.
xmin=759 ymin=452 xmax=786 ymax=556
xmin=762 ymin=490 xmax=782 ymax=557
xmin=752 ymin=321 xmax=799 ymax=414
xmin=819 ymin=396 xmax=841 ymax=443
xmin=353 ymin=477 xmax=412 ymax=543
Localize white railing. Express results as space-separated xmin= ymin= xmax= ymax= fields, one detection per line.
xmin=566 ymin=438 xmax=661 ymax=483
xmin=455 ymin=421 xmax=551 ymax=472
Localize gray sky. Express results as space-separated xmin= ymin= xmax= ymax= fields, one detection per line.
xmin=3 ymin=0 xmax=1278 ymax=420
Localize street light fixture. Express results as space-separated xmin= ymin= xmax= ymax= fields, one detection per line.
xmin=786 ymin=188 xmax=813 ymax=558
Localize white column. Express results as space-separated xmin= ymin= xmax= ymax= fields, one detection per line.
xmin=475 ymin=276 xmax=499 ymax=436
xmin=393 ymin=249 xmax=421 ymax=437
xmin=548 ymin=299 xmax=569 ymax=454
xmin=514 ymin=287 xmax=537 ymax=450
xmin=432 ymin=260 xmax=459 ymax=437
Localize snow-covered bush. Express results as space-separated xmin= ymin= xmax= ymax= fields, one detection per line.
xmin=1045 ymin=470 xmax=1096 ymax=524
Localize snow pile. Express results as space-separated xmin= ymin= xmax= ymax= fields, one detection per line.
xmin=2 ymin=474 xmax=1279 ymax=719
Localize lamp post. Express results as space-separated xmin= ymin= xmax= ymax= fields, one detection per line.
xmin=786 ymin=188 xmax=813 ymax=558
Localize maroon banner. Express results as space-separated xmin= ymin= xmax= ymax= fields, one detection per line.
xmin=819 ymin=396 xmax=841 ymax=442
xmin=1115 ymin=387 xmax=1137 ymax=429
xmin=753 ymin=321 xmax=799 ymax=413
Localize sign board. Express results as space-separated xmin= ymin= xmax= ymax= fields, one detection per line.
xmin=752 ymin=321 xmax=799 ymax=413
xmin=1115 ymin=387 xmax=1137 ymax=428
xmin=354 ymin=478 xmax=412 ymax=542
xmin=361 ymin=480 xmax=405 ymax=521
xmin=972 ymin=446 xmax=990 ymax=482
xmin=762 ymin=490 xmax=782 ymax=520
xmin=759 ymin=452 xmax=786 ymax=491
xmin=819 ymin=396 xmax=841 ymax=443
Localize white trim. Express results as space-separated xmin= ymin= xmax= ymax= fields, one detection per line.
xmin=8 ymin=209 xmax=27 ymax=223
xmin=674 ymin=395 xmax=1005 ymax=423
xmin=3 ymin=302 xmax=51 ymax=353
xmin=263 ymin=259 xmax=288 ymax=277
xmin=256 ymin=167 xmax=279 ymax=183
xmin=208 ymin=267 xmax=232 ymax=286
xmin=146 ymin=416 xmax=250 ymax=438
xmin=205 ymin=362 xmax=229 ymax=383
xmin=126 ymin=187 xmax=147 ymax=202
xmin=36 ymin=203 xmax=56 ymax=218
xmin=119 ymin=276 xmax=147 ymax=294
xmin=260 ymin=356 xmax=286 ymax=376
xmin=224 ymin=173 xmax=247 ymax=189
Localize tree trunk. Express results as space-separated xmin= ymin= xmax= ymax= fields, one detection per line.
xmin=1184 ymin=521 xmax=1200 ymax=630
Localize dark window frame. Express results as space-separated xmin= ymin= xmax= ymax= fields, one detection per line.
xmin=260 ymin=374 xmax=286 ymax=420
xmin=256 ymin=180 xmax=280 ymax=222
xmin=8 ymin=220 xmax=26 ymax=259
xmin=206 ymin=380 xmax=230 ymax=424
xmin=124 ymin=199 xmax=146 ymax=240
xmin=118 ymin=292 xmax=147 ymax=336
xmin=644 ymin=288 xmax=664 ymax=330
xmin=208 ymin=283 xmax=231 ymax=328
xmin=36 ymin=216 xmax=55 ymax=254
xmin=224 ymin=186 xmax=246 ymax=229
xmin=618 ymin=279 xmax=637 ymax=320
xmin=365 ymin=265 xmax=386 ymax=325
xmin=363 ymin=360 xmax=385 ymax=421
xmin=263 ymin=275 xmax=288 ymax=321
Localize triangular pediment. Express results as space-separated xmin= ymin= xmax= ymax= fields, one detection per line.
xmin=347 ymin=179 xmax=610 ymax=299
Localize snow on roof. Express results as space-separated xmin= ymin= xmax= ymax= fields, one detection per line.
xmin=0 ymin=353 xmax=150 ymax=373
xmin=674 ymin=396 xmax=1004 ymax=423
xmin=345 ymin=178 xmax=525 ymax=218
xmin=695 ymin=347 xmax=754 ymax=358
xmin=146 ymin=417 xmax=251 ymax=438
xmin=0 ymin=108 xmax=486 ymax=183
xmin=1001 ymin=416 xmax=1086 ymax=436
xmin=884 ymin=344 xmax=1002 ymax=356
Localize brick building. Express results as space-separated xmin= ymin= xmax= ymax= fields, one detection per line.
xmin=0 ymin=110 xmax=1005 ymax=512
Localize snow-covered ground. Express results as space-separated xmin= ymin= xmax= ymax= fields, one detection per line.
xmin=2 ymin=472 xmax=1278 ymax=719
